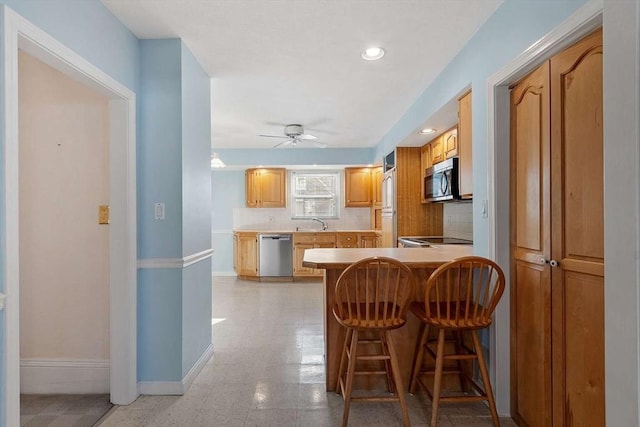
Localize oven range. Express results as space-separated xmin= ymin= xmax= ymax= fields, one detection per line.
xmin=397 ymin=236 xmax=473 ymax=248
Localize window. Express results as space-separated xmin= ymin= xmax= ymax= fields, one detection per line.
xmin=290 ymin=171 xmax=340 ymax=219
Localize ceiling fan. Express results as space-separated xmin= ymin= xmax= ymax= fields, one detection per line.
xmin=259 ymin=124 xmax=328 ymax=148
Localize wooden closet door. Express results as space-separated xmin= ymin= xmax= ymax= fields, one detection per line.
xmin=550 ymin=28 xmax=604 ymax=427
xmin=510 ymin=61 xmax=552 ymax=427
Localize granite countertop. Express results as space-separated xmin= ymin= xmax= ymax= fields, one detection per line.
xmin=302 ymin=245 xmax=473 ymax=269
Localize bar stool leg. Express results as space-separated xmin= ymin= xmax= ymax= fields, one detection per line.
xmin=471 ymin=330 xmax=500 ymax=427
xmin=430 ymin=328 xmax=446 ymax=427
xmin=409 ymin=323 xmax=429 ymax=393
xmin=342 ymin=329 xmax=359 ymax=427
xmin=337 ymin=328 xmax=352 ymax=395
xmin=380 ymin=331 xmax=395 ymax=393
xmin=385 ymin=331 xmax=411 ymax=427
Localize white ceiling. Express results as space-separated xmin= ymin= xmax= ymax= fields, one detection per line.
xmin=102 ymin=0 xmax=503 ymax=149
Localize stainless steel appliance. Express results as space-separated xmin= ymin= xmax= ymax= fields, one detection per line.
xmin=258 ymin=234 xmax=293 ymax=277
xmin=381 ymin=168 xmax=397 ymax=247
xmin=398 ymin=236 xmax=473 ymax=248
xmin=424 ymin=157 xmax=459 ymax=202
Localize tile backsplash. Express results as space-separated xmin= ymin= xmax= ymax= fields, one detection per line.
xmin=443 ymin=201 xmax=473 ymax=241
xmin=234 ymin=207 xmax=371 ymax=231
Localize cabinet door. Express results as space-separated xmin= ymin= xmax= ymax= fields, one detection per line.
xmin=421 ymin=143 xmax=432 ymax=203
xmin=245 ymin=169 xmax=259 ymax=207
xmin=293 ymin=243 xmax=314 ymax=276
xmin=458 ymin=91 xmax=473 ymax=198
xmin=237 ymin=234 xmax=258 ymax=276
xmin=443 ymin=126 xmax=458 ymax=159
xmin=431 ymin=135 xmax=444 ymax=164
xmin=359 ymin=234 xmax=376 ymax=248
xmin=345 ymin=167 xmax=372 ymax=207
xmin=337 ymin=233 xmax=358 ymax=248
xmin=371 ymin=167 xmax=383 ymax=206
xmin=259 ymin=168 xmax=286 ymax=208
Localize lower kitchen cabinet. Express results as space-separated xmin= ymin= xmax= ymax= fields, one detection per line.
xmin=293 ymin=232 xmax=337 ymax=277
xmin=234 ymin=231 xmax=258 ymax=279
xmin=359 ymin=233 xmax=377 ymax=248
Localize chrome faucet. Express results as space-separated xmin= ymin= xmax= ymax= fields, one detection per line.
xmin=311 ymin=218 xmax=328 ymax=230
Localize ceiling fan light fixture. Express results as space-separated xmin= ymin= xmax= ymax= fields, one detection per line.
xmin=211 ymin=152 xmax=226 ymax=168
xmin=361 ymin=47 xmax=385 ymax=61
xmin=419 ymin=128 xmax=436 ymax=135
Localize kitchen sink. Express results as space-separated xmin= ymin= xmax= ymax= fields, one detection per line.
xmin=295 ymin=227 xmax=328 ymax=232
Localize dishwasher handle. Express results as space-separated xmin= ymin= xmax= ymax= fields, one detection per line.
xmin=259 ymin=234 xmax=291 ymax=241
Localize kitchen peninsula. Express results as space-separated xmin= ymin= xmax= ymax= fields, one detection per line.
xmin=302 ymin=245 xmax=473 ymax=391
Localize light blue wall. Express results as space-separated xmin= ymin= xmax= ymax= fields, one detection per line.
xmin=374 ymin=0 xmax=589 ymax=256
xmin=182 ymin=261 xmax=212 ymax=377
xmin=215 ymin=147 xmax=375 ymax=167
xmin=137 ymin=269 xmax=183 ymax=381
xmin=138 ymin=39 xmax=183 ymax=260
xmin=0 ymin=2 xmax=139 ymax=424
xmin=181 ymin=44 xmax=212 ymax=257
xmin=137 ymin=39 xmax=212 ymax=382
xmin=211 ymin=170 xmax=245 ymax=273
xmin=179 ymin=42 xmax=213 ymax=376
xmin=0 ymin=0 xmax=138 ymax=91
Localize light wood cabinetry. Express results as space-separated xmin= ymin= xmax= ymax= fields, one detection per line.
xmin=510 ymin=29 xmax=603 ymax=427
xmin=420 ymin=143 xmax=432 ymax=203
xmin=458 ymin=91 xmax=473 ymax=198
xmin=344 ymin=167 xmax=373 ymax=207
xmin=293 ymin=232 xmax=337 ymax=277
xmin=443 ymin=126 xmax=458 ymax=159
xmin=371 ymin=166 xmax=383 ymax=206
xmin=359 ymin=233 xmax=377 ymax=248
xmin=234 ymin=231 xmax=259 ymax=278
xmin=336 ymin=232 xmax=358 ymax=248
xmin=430 ymin=134 xmax=444 ymax=164
xmin=382 ymin=147 xmax=442 ymax=247
xmin=245 ymin=168 xmax=286 ymax=208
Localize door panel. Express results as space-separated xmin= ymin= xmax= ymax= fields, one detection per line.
xmin=551 ymin=28 xmax=604 ymax=427
xmin=514 ymin=262 xmax=552 ymax=426
xmin=510 ymin=60 xmax=552 ymax=426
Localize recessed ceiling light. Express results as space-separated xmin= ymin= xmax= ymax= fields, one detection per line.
xmin=419 ymin=128 xmax=436 ymax=135
xmin=361 ymin=47 xmax=385 ymax=61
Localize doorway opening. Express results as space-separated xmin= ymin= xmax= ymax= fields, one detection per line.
xmin=2 ymin=7 xmax=137 ymax=426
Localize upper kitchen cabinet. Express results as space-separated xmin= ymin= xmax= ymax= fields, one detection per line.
xmin=458 ymin=91 xmax=473 ymax=199
xmin=443 ymin=126 xmax=458 ymax=159
xmin=345 ymin=167 xmax=373 ymax=207
xmin=420 ymin=143 xmax=432 ymax=203
xmin=431 ymin=134 xmax=444 ymax=164
xmin=245 ymin=168 xmax=286 ymax=208
xmin=371 ymin=166 xmax=383 ymax=207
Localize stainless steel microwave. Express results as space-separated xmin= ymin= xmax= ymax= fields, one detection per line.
xmin=424 ymin=157 xmax=459 ymax=202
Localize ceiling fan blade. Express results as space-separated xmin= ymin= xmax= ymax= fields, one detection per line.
xmin=298 ymin=133 xmax=317 ymax=140
xmin=273 ymin=140 xmax=292 ymax=148
xmin=259 ymin=134 xmax=288 ymax=139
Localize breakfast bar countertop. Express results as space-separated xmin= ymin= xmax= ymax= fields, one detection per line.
xmin=302 ymin=244 xmax=474 ymax=392
xmin=302 ymin=245 xmax=473 ymax=269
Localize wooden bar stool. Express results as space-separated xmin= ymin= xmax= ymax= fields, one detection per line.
xmin=333 ymin=256 xmax=416 ymax=427
xmin=408 ymin=256 xmax=505 ymax=427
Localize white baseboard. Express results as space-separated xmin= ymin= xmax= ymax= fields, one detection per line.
xmin=138 ymin=343 xmax=213 ymax=395
xmin=20 ymin=358 xmax=110 ymax=394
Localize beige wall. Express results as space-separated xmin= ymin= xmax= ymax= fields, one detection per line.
xmin=18 ymin=51 xmax=110 ymax=361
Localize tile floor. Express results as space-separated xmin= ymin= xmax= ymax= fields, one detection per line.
xmin=20 ymin=394 xmax=112 ymax=427
xmin=98 ymin=277 xmax=516 ymax=426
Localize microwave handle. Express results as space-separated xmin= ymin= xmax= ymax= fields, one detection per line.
xmin=440 ymin=173 xmax=449 ymax=195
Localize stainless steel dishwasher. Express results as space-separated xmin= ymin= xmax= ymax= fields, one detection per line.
xmin=258 ymin=234 xmax=293 ymax=277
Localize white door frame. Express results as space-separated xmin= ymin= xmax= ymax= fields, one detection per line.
xmin=486 ymin=0 xmax=603 ymax=415
xmin=1 ymin=6 xmax=138 ymax=426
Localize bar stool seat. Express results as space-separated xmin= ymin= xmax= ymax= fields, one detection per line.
xmin=333 ymin=256 xmax=416 ymax=427
xmin=409 ymin=256 xmax=505 ymax=427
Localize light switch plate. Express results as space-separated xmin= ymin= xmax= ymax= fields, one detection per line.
xmin=154 ymin=202 xmax=165 ymax=220
xmin=98 ymin=205 xmax=110 ymax=224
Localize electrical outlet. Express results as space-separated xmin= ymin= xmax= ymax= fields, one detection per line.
xmin=98 ymin=205 xmax=110 ymax=224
